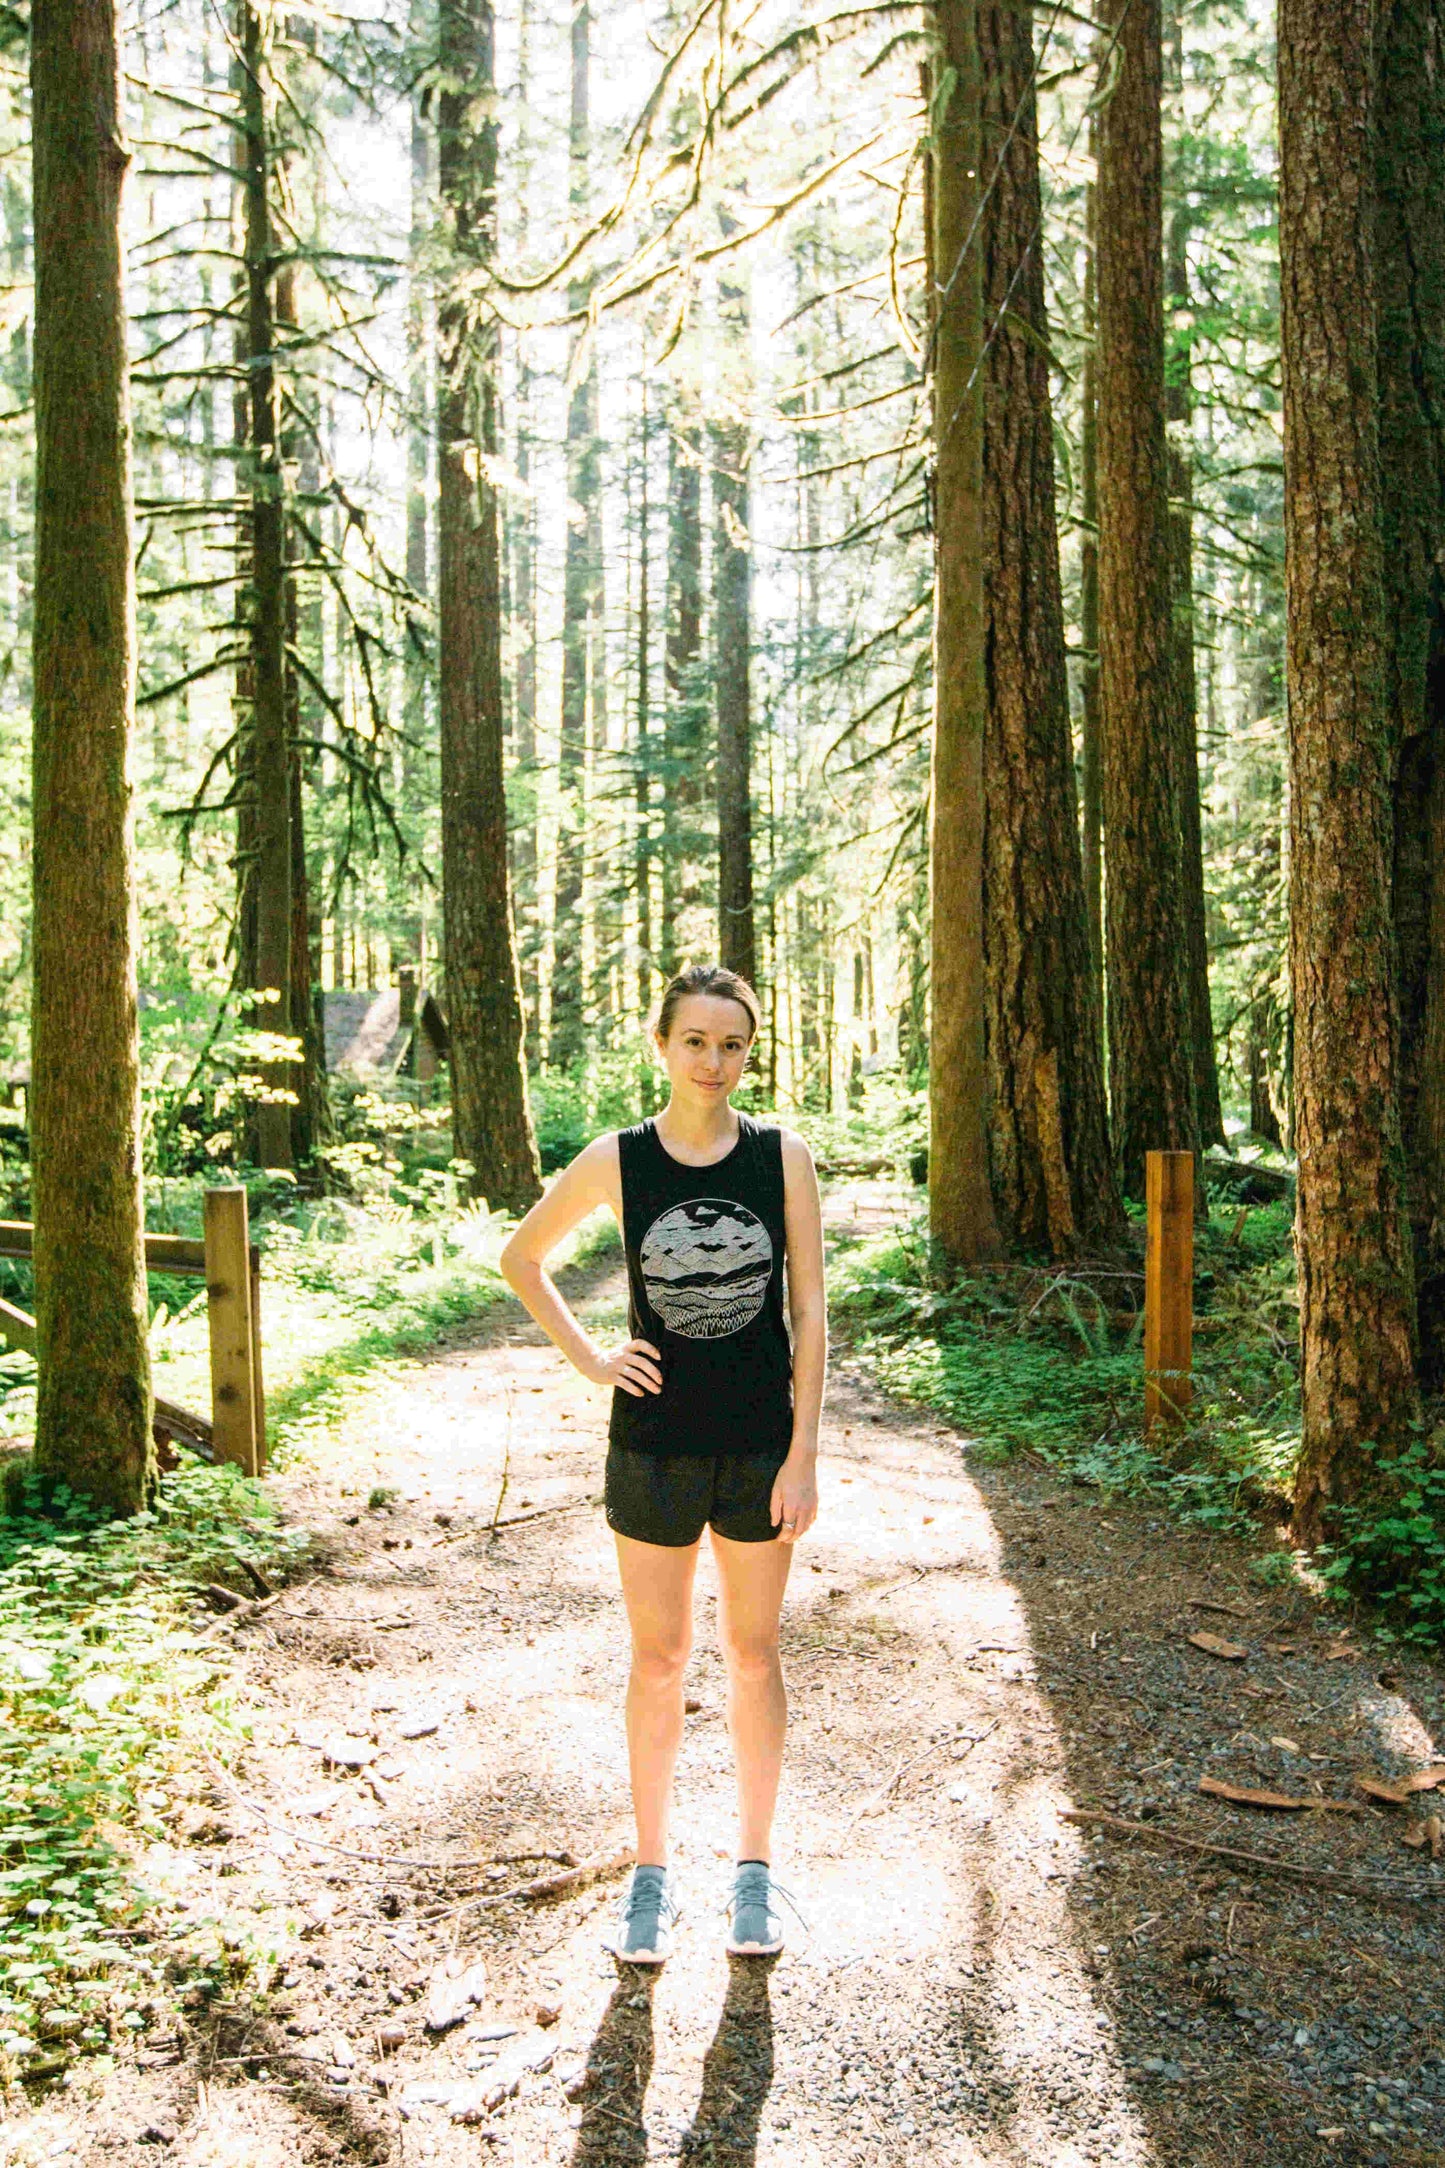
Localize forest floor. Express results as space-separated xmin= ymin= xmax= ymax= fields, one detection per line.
xmin=5 ymin=1182 xmax=1445 ymax=2168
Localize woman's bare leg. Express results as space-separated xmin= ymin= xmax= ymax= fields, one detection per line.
xmin=614 ymin=1532 xmax=700 ymax=1866
xmin=711 ymin=1531 xmax=793 ymax=1862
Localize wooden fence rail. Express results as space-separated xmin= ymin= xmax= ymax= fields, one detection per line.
xmin=0 ymin=1184 xmax=265 ymax=1478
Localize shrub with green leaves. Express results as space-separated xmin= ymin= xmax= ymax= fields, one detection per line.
xmin=0 ymin=1459 xmax=307 ymax=2073
xmin=1314 ymin=1441 xmax=1445 ymax=1644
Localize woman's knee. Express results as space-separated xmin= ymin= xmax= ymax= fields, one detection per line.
xmin=719 ymin=1628 xmax=781 ymax=1684
xmin=631 ymin=1632 xmax=691 ymax=1689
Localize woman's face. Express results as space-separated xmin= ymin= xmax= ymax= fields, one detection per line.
xmin=656 ymin=994 xmax=755 ymax=1105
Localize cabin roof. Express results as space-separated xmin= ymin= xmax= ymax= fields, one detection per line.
xmin=322 ymin=987 xmax=448 ymax=1077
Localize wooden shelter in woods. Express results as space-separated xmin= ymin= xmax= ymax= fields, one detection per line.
xmin=322 ymin=971 xmax=450 ymax=1086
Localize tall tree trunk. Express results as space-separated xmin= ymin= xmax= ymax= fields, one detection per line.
xmin=510 ymin=0 xmax=542 ymax=1064
xmin=1080 ymin=156 xmax=1104 ymax=999
xmin=238 ymin=0 xmax=293 ymax=1169
xmin=436 ymin=0 xmax=542 ymax=1214
xmin=402 ymin=91 xmax=432 ymax=980
xmin=661 ymin=415 xmax=702 ymax=977
xmin=1378 ymin=0 xmax=1445 ymax=1389
xmin=634 ymin=381 xmax=655 ymax=1022
xmin=1096 ymin=0 xmax=1197 ymax=1195
xmin=1279 ymin=0 xmax=1419 ymax=1540
xmin=1165 ymin=3 xmax=1224 ymax=1147
xmin=979 ymin=0 xmax=1123 ymax=1257
xmin=30 ymin=0 xmax=153 ymax=1512
xmin=713 ymin=401 xmax=755 ymax=984
xmin=926 ymin=5 xmax=1002 ymax=1263
xmin=549 ymin=0 xmax=599 ymax=1066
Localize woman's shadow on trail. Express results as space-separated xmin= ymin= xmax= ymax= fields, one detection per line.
xmin=678 ymin=1957 xmax=776 ymax=2162
xmin=568 ymin=1957 xmax=776 ymax=2166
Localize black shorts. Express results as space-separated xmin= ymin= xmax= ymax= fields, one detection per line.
xmin=604 ymin=1443 xmax=787 ymax=1548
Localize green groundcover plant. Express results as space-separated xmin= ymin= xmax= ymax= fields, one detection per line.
xmin=0 ymin=1459 xmax=308 ymax=2078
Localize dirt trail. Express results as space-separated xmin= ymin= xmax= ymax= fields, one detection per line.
xmin=9 ymin=1188 xmax=1445 ymax=2167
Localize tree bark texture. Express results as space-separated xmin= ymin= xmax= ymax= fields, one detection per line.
xmin=30 ymin=0 xmax=154 ymax=1512
xmin=1096 ymin=0 xmax=1198 ymax=1194
xmin=549 ymin=0 xmax=598 ymax=1065
xmin=1165 ymin=3 xmax=1223 ymax=1149
xmin=1080 ymin=164 xmax=1104 ymax=999
xmin=1378 ymin=0 xmax=1445 ymax=1388
xmin=436 ymin=0 xmax=542 ymax=1214
xmin=1279 ymin=0 xmax=1419 ymax=1539
xmin=978 ymin=0 xmax=1123 ymax=1256
xmin=661 ymin=416 xmax=703 ymax=978
xmin=714 ymin=412 xmax=756 ymax=984
xmin=239 ymin=0 xmax=293 ymax=1170
xmin=926 ymin=0 xmax=1002 ymax=1262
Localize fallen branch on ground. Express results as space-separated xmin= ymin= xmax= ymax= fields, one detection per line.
xmin=444 ymin=1846 xmax=635 ymax=1916
xmin=440 ymin=1495 xmax=601 ymax=1543
xmin=1063 ymin=1808 xmax=1445 ymax=1904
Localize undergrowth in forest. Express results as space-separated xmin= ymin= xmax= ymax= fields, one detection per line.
xmin=828 ymin=1193 xmax=1445 ymax=1644
xmin=0 ymin=1459 xmax=309 ymax=2079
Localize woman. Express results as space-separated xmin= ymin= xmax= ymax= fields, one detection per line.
xmin=499 ymin=962 xmax=826 ymax=1963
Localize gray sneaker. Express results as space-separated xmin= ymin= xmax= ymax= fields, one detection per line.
xmin=725 ymin=1861 xmax=786 ymax=1956
xmin=610 ymin=1864 xmax=677 ymax=1964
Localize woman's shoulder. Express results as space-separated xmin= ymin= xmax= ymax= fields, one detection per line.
xmin=744 ymin=1115 xmax=813 ymax=1166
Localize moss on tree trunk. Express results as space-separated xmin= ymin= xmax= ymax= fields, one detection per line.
xmin=1279 ymin=0 xmax=1419 ymax=1540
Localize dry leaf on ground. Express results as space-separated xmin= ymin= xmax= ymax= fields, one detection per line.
xmin=1356 ymin=1775 xmax=1411 ymax=1807
xmin=1198 ymin=1776 xmax=1357 ymax=1813
xmin=1405 ymin=1764 xmax=1445 ymax=1794
xmin=1189 ymin=1632 xmax=1248 ymax=1661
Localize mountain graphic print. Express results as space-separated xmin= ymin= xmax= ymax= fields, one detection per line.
xmin=639 ymin=1197 xmax=775 ymax=1340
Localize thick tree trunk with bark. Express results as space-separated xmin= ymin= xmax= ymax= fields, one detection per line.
xmin=549 ymin=0 xmax=599 ymax=1064
xmin=1080 ymin=162 xmax=1103 ymax=998
xmin=30 ymin=0 xmax=153 ymax=1512
xmin=1165 ymin=3 xmax=1223 ymax=1148
xmin=1279 ymin=0 xmax=1419 ymax=1540
xmin=238 ymin=0 xmax=293 ymax=1169
xmin=1096 ymin=0 xmax=1197 ymax=1195
xmin=978 ymin=0 xmax=1123 ymax=1256
xmin=1378 ymin=0 xmax=1445 ymax=1388
xmin=714 ymin=413 xmax=755 ymax=984
xmin=927 ymin=0 xmax=1002 ymax=1263
xmin=436 ymin=0 xmax=541 ymax=1214
xmin=634 ymin=385 xmax=655 ymax=1024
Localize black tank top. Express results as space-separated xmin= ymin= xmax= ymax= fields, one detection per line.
xmin=609 ymin=1113 xmax=794 ymax=1457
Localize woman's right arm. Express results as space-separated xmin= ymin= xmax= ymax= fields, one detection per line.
xmin=497 ymin=1135 xmax=662 ymax=1399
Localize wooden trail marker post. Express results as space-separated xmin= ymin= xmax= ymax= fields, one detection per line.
xmin=204 ymin=1186 xmax=263 ymax=1477
xmin=1144 ymin=1149 xmax=1194 ymax=1428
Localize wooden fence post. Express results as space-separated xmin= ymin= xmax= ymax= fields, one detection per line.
xmin=1144 ymin=1149 xmax=1194 ymax=1429
xmin=204 ymin=1186 xmax=260 ymax=1476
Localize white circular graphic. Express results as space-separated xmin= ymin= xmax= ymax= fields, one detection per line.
xmin=639 ymin=1197 xmax=774 ymax=1340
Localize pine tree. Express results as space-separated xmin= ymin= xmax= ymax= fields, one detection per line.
xmin=237 ymin=0 xmax=294 ymax=1171
xmin=1279 ymin=0 xmax=1419 ymax=1538
xmin=1096 ymin=0 xmax=1198 ymax=1194
xmin=436 ymin=0 xmax=541 ymax=1213
xmin=30 ymin=0 xmax=154 ymax=1513
xmin=978 ymin=0 xmax=1122 ymax=1254
xmin=713 ymin=260 xmax=756 ymax=985
xmin=1378 ymin=0 xmax=1445 ymax=1388
xmin=925 ymin=2 xmax=1002 ymax=1263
